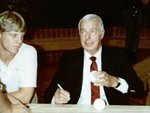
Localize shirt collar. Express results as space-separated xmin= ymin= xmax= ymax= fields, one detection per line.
xmin=84 ymin=46 xmax=102 ymax=60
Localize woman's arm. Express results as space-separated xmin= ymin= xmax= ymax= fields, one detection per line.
xmin=0 ymin=91 xmax=12 ymax=113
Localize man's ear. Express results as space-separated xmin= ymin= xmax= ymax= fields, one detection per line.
xmin=100 ymin=30 xmax=105 ymax=40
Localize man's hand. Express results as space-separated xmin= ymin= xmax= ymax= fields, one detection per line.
xmin=90 ymin=71 xmax=119 ymax=88
xmin=54 ymin=88 xmax=70 ymax=104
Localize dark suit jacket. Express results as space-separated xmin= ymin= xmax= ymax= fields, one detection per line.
xmin=44 ymin=46 xmax=144 ymax=105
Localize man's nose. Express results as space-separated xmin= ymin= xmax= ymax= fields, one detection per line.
xmin=85 ymin=32 xmax=91 ymax=39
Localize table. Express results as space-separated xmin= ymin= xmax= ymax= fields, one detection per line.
xmin=29 ymin=104 xmax=150 ymax=113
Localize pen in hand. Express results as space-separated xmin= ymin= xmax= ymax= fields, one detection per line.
xmin=57 ymin=84 xmax=71 ymax=101
xmin=57 ymin=84 xmax=64 ymax=90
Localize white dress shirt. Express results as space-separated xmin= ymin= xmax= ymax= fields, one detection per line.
xmin=77 ymin=47 xmax=129 ymax=105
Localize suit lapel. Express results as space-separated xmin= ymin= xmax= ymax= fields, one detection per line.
xmin=102 ymin=46 xmax=110 ymax=71
xmin=68 ymin=48 xmax=84 ymax=103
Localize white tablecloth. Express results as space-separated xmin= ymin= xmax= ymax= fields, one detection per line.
xmin=29 ymin=104 xmax=150 ymax=113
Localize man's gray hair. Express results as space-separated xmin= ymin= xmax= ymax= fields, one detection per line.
xmin=78 ymin=14 xmax=104 ymax=32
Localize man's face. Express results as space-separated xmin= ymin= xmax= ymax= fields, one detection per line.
xmin=0 ymin=31 xmax=25 ymax=55
xmin=79 ymin=19 xmax=104 ymax=55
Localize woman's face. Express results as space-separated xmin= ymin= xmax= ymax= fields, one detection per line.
xmin=0 ymin=31 xmax=25 ymax=55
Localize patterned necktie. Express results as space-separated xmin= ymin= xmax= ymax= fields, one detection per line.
xmin=90 ymin=56 xmax=100 ymax=104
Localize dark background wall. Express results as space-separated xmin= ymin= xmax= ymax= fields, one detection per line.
xmin=0 ymin=0 xmax=150 ymax=28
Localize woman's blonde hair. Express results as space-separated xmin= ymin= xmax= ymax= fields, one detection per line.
xmin=0 ymin=10 xmax=26 ymax=32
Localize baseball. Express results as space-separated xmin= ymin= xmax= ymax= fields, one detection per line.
xmin=93 ymin=98 xmax=106 ymax=111
xmin=90 ymin=71 xmax=97 ymax=83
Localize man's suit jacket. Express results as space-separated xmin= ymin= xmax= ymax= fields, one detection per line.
xmin=44 ymin=46 xmax=144 ymax=105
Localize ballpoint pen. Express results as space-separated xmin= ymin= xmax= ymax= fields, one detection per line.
xmin=57 ymin=84 xmax=64 ymax=90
